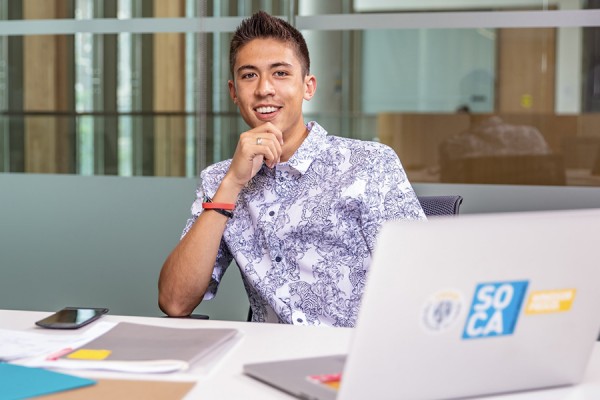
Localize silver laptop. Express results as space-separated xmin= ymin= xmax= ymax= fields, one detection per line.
xmin=244 ymin=209 xmax=600 ymax=400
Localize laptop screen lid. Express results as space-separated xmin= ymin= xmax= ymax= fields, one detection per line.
xmin=338 ymin=209 xmax=600 ymax=400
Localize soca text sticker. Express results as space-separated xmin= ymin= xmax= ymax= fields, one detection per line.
xmin=463 ymin=281 xmax=529 ymax=339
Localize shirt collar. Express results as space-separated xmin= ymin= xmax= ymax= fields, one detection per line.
xmin=282 ymin=121 xmax=330 ymax=175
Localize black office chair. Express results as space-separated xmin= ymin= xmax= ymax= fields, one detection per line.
xmin=417 ymin=195 xmax=463 ymax=217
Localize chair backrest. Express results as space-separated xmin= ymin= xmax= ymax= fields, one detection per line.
xmin=417 ymin=195 xmax=463 ymax=217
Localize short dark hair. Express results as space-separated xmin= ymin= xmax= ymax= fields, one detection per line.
xmin=229 ymin=11 xmax=310 ymax=78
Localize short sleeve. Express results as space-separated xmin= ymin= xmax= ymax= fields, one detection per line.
xmin=359 ymin=144 xmax=426 ymax=253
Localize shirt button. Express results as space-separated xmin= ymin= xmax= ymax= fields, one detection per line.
xmin=269 ymin=211 xmax=275 ymax=216
xmin=296 ymin=318 xmax=304 ymax=323
xmin=275 ymin=256 xmax=282 ymax=262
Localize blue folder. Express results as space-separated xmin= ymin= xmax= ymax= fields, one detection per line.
xmin=0 ymin=363 xmax=95 ymax=400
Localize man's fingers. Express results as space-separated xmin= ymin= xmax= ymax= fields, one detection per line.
xmin=252 ymin=139 xmax=280 ymax=168
xmin=245 ymin=134 xmax=282 ymax=160
xmin=262 ymin=148 xmax=279 ymax=168
xmin=246 ymin=122 xmax=284 ymax=145
xmin=231 ymin=123 xmax=284 ymax=179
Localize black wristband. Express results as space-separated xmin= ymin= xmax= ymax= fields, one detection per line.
xmin=208 ymin=208 xmax=233 ymax=218
xmin=202 ymin=195 xmax=234 ymax=218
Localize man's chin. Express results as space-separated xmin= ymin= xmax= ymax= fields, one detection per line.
xmin=248 ymin=119 xmax=281 ymax=130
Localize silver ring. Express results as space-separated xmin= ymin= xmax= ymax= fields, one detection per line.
xmin=256 ymin=137 xmax=263 ymax=145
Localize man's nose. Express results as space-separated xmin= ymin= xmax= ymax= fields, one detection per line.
xmin=255 ymin=77 xmax=275 ymax=97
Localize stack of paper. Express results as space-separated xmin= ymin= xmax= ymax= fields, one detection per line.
xmin=44 ymin=322 xmax=239 ymax=373
xmin=0 ymin=323 xmax=115 ymax=362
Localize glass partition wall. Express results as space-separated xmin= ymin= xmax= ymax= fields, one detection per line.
xmin=0 ymin=0 xmax=599 ymax=186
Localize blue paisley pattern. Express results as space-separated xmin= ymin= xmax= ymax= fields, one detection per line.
xmin=182 ymin=122 xmax=426 ymax=327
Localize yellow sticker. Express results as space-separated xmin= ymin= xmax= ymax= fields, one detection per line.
xmin=67 ymin=349 xmax=112 ymax=360
xmin=323 ymin=381 xmax=341 ymax=390
xmin=525 ymin=289 xmax=576 ymax=314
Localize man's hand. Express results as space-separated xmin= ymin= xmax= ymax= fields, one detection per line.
xmin=225 ymin=122 xmax=284 ymax=189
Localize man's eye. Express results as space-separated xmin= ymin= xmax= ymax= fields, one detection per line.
xmin=241 ymin=72 xmax=256 ymax=79
xmin=274 ymin=71 xmax=288 ymax=77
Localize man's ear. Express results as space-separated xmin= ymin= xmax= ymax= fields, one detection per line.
xmin=228 ymin=80 xmax=238 ymax=104
xmin=303 ymin=74 xmax=317 ymax=101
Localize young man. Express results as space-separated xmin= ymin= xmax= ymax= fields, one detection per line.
xmin=159 ymin=11 xmax=425 ymax=327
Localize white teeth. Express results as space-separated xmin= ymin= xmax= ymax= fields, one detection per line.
xmin=256 ymin=106 xmax=278 ymax=114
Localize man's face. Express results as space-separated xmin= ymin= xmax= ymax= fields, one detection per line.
xmin=229 ymin=38 xmax=316 ymax=136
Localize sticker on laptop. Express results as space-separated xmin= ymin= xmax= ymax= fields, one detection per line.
xmin=524 ymin=289 xmax=576 ymax=315
xmin=463 ymin=281 xmax=529 ymax=340
xmin=421 ymin=289 xmax=464 ymax=333
xmin=307 ymin=373 xmax=342 ymax=391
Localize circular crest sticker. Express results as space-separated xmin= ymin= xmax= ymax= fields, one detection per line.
xmin=421 ymin=289 xmax=464 ymax=333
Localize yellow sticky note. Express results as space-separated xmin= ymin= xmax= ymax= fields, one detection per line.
xmin=525 ymin=289 xmax=576 ymax=314
xmin=67 ymin=349 xmax=112 ymax=360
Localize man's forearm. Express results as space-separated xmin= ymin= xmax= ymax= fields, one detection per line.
xmin=158 ymin=210 xmax=229 ymax=316
xmin=159 ymin=177 xmax=243 ymax=316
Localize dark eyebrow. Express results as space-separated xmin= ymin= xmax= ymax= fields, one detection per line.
xmin=235 ymin=62 xmax=294 ymax=75
xmin=270 ymin=62 xmax=293 ymax=69
xmin=236 ymin=64 xmax=257 ymax=75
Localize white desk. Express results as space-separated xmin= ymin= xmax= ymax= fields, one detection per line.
xmin=2 ymin=309 xmax=600 ymax=400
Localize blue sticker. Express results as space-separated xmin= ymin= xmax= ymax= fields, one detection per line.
xmin=463 ymin=281 xmax=529 ymax=339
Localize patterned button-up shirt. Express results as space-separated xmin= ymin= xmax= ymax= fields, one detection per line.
xmin=182 ymin=121 xmax=426 ymax=327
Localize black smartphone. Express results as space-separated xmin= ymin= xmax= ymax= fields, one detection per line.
xmin=35 ymin=307 xmax=109 ymax=329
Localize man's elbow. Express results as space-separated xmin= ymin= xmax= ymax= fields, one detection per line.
xmin=158 ymin=292 xmax=197 ymax=317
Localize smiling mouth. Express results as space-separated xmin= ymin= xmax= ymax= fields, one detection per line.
xmin=255 ymin=106 xmax=280 ymax=114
